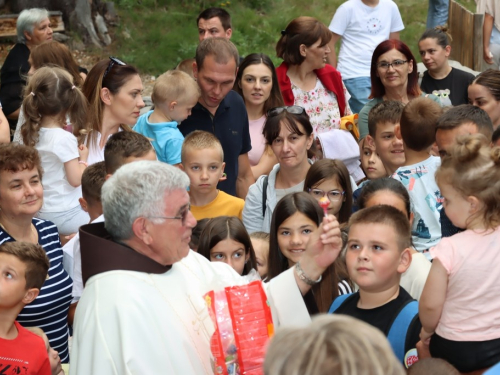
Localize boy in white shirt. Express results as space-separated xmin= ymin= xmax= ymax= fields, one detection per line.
xmin=327 ymin=0 xmax=404 ymax=113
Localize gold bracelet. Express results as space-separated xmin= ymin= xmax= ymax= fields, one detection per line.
xmin=295 ymin=261 xmax=322 ymax=286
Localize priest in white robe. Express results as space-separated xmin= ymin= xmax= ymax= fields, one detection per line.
xmin=70 ymin=160 xmax=343 ymax=375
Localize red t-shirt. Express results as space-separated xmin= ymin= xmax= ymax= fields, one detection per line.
xmin=0 ymin=321 xmax=51 ymax=375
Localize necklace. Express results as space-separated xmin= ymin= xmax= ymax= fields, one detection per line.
xmin=0 ymin=220 xmax=38 ymax=243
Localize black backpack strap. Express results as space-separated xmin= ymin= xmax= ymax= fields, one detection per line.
xmin=262 ymin=175 xmax=268 ymax=217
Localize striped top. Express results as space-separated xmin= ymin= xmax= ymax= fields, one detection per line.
xmin=0 ymin=218 xmax=73 ymax=363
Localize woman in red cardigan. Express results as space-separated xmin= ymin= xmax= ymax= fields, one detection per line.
xmin=275 ymin=16 xmax=352 ymax=136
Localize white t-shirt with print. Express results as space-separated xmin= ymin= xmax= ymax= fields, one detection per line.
xmin=329 ymin=0 xmax=404 ymax=80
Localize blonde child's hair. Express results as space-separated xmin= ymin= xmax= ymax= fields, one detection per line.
xmin=21 ymin=66 xmax=89 ymax=147
xmin=181 ymin=130 xmax=224 ymax=163
xmin=175 ymin=58 xmax=195 ymax=79
xmin=264 ymin=314 xmax=405 ymax=375
xmin=249 ymin=231 xmax=270 ymax=242
xmin=25 ymin=327 xmax=49 ymax=347
xmin=436 ymin=133 xmax=500 ymax=229
xmin=151 ymin=70 xmax=200 ymax=106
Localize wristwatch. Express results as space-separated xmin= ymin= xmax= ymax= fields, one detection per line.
xmin=295 ymin=262 xmax=322 ymax=286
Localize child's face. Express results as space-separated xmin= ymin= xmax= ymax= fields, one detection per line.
xmin=308 ymin=176 xmax=345 ymax=217
xmin=40 ymin=334 xmax=62 ymax=375
xmin=182 ymin=147 xmax=225 ymax=195
xmin=170 ymin=97 xmax=199 ymax=123
xmin=360 ymin=140 xmax=387 ymax=180
xmin=0 ymin=253 xmax=30 ymax=308
xmin=210 ymin=238 xmax=248 ymax=275
xmin=346 ymin=222 xmax=409 ymax=293
xmin=250 ymin=238 xmax=269 ymax=278
xmin=277 ymin=212 xmax=317 ymax=268
xmin=439 ymin=181 xmax=471 ymax=229
xmin=373 ymin=122 xmax=405 ymax=174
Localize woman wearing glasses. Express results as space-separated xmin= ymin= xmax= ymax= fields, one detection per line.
xmin=234 ymin=53 xmax=284 ymax=179
xmin=82 ymin=57 xmax=146 ymax=165
xmin=358 ymin=40 xmax=440 ymax=140
xmin=275 ymin=17 xmax=352 ymax=136
xmin=242 ymin=106 xmax=315 ymax=233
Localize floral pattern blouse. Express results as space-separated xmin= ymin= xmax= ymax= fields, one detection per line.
xmin=291 ymin=78 xmax=352 ymax=136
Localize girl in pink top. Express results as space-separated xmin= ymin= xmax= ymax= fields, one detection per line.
xmin=419 ymin=134 xmax=500 ymax=373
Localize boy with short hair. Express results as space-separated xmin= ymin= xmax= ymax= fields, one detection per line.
xmin=393 ymin=97 xmax=443 ymax=257
xmin=367 ymin=100 xmax=405 ymax=176
xmin=181 ymin=130 xmax=244 ymax=220
xmin=330 ymin=205 xmax=420 ymax=369
xmin=134 ymin=70 xmax=200 ymax=166
xmin=0 ymin=241 xmax=51 ymax=374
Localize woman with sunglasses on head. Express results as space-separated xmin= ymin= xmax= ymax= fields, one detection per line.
xmin=358 ymin=40 xmax=441 ymax=140
xmin=234 ymin=53 xmax=284 ymax=179
xmin=243 ymin=106 xmax=315 ymax=234
xmin=82 ymin=57 xmax=145 ymax=165
xmin=275 ymin=16 xmax=352 ymax=136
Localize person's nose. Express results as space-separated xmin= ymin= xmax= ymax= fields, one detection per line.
xmin=358 ymin=246 xmax=369 ymax=261
xmin=290 ymin=232 xmax=302 ymax=246
xmin=254 ymin=79 xmax=261 ymax=90
xmin=368 ymin=152 xmax=377 ymax=164
xmin=48 ymin=26 xmax=53 ymax=35
xmin=213 ymin=84 xmax=222 ymax=96
xmin=185 ymin=210 xmax=197 ymax=229
xmin=200 ymin=168 xmax=209 ymax=180
xmin=387 ymin=63 xmax=396 ymax=72
xmin=137 ymin=95 xmax=145 ymax=109
xmin=24 ymin=183 xmax=36 ymax=196
xmin=325 ymin=45 xmax=331 ymax=54
xmin=282 ymin=138 xmax=291 ymax=152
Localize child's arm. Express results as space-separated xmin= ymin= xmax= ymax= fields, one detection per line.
xmin=418 ymin=258 xmax=448 ymax=343
xmin=64 ymin=145 xmax=88 ymax=188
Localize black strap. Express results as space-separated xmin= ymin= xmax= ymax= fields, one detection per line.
xmin=262 ymin=175 xmax=268 ymax=217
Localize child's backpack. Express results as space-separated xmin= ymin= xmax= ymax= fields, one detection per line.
xmin=329 ymin=293 xmax=419 ymax=366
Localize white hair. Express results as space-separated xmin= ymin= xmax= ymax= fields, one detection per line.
xmin=101 ymin=161 xmax=190 ymax=241
xmin=17 ymin=8 xmax=49 ymax=44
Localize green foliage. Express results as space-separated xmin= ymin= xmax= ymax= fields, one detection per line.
xmin=109 ymin=0 xmax=467 ymax=74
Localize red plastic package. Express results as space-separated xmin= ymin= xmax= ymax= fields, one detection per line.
xmin=205 ymin=280 xmax=274 ymax=375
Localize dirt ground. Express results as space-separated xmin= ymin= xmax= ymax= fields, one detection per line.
xmin=0 ymin=42 xmax=156 ymax=97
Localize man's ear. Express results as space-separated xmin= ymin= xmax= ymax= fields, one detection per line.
xmin=397 ymin=248 xmax=412 ymax=274
xmin=225 ymin=27 xmax=233 ymax=39
xmin=131 ymin=217 xmax=153 ymax=245
xmin=23 ymin=288 xmax=40 ymax=305
xmin=193 ymin=62 xmax=198 ymax=80
xmin=100 ymin=87 xmax=112 ymax=106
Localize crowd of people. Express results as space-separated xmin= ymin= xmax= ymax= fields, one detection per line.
xmin=1 ymin=2 xmax=500 ymax=375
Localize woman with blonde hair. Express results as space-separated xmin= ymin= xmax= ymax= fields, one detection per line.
xmin=264 ymin=314 xmax=405 ymax=375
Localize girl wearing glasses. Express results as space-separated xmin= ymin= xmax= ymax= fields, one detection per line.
xmin=304 ymin=158 xmax=353 ymax=224
xmin=357 ymin=40 xmax=440 ymax=140
xmin=267 ymin=192 xmax=352 ymax=315
xmin=234 ymin=53 xmax=284 ymax=179
xmin=419 ymin=27 xmax=474 ymax=107
xmin=82 ymin=57 xmax=145 ymax=165
xmin=275 ymin=16 xmax=352 ymax=136
xmin=242 ymin=107 xmax=315 ymax=234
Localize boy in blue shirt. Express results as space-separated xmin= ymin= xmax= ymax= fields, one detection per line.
xmin=134 ymin=70 xmax=200 ymax=166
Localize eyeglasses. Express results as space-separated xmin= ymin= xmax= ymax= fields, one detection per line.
xmin=103 ymin=56 xmax=126 ymax=78
xmin=309 ymin=188 xmax=345 ymax=202
xmin=146 ymin=204 xmax=191 ymax=226
xmin=376 ymin=60 xmax=408 ymax=70
xmin=267 ymin=106 xmax=305 ymax=117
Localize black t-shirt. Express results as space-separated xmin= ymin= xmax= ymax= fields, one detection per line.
xmin=333 ymin=287 xmax=421 ymax=354
xmin=421 ymin=67 xmax=475 ymax=106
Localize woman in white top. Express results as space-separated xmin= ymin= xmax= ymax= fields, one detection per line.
xmin=275 ymin=16 xmax=352 ymax=136
xmin=82 ymin=57 xmax=146 ymax=165
xmin=234 ymin=53 xmax=283 ymax=179
xmin=243 ymin=106 xmax=315 ymax=233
